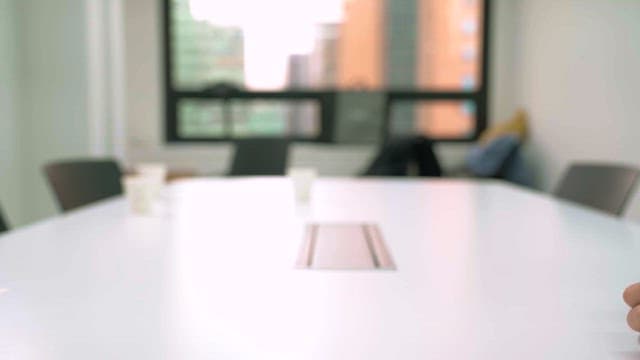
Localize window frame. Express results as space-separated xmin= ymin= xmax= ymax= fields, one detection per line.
xmin=162 ymin=0 xmax=491 ymax=143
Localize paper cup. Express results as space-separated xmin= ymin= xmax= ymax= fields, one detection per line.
xmin=288 ymin=167 xmax=318 ymax=203
xmin=135 ymin=163 xmax=167 ymax=199
xmin=122 ymin=176 xmax=155 ymax=215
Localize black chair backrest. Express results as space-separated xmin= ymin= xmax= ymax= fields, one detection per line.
xmin=413 ymin=137 xmax=442 ymax=177
xmin=554 ymin=163 xmax=639 ymax=216
xmin=363 ymin=137 xmax=442 ymax=177
xmin=44 ymin=159 xmax=123 ymax=212
xmin=229 ymin=139 xmax=290 ymax=176
xmin=0 ymin=206 xmax=8 ymax=233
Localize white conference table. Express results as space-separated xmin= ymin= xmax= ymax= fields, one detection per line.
xmin=1 ymin=178 xmax=640 ymax=359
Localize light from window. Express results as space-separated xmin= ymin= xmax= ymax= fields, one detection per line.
xmin=171 ymin=0 xmax=484 ymax=92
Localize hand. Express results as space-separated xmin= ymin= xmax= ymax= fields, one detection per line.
xmin=624 ymin=283 xmax=640 ymax=331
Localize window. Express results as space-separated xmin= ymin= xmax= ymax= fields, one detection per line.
xmin=164 ymin=0 xmax=490 ymax=142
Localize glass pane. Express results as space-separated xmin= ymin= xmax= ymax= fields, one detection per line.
xmin=170 ymin=0 xmax=483 ymax=91
xmin=415 ymin=0 xmax=483 ymax=90
xmin=178 ymin=99 xmax=226 ymax=138
xmin=177 ymin=99 xmax=320 ymax=138
xmin=231 ymin=100 xmax=320 ymax=138
xmin=389 ymin=100 xmax=476 ymax=138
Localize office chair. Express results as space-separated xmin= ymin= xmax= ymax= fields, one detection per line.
xmin=44 ymin=159 xmax=123 ymax=212
xmin=229 ymin=138 xmax=290 ymax=176
xmin=554 ymin=163 xmax=640 ymax=216
xmin=363 ymin=136 xmax=442 ymax=177
xmin=0 ymin=205 xmax=9 ymax=233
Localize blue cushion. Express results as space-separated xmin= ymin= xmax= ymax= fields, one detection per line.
xmin=466 ymin=134 xmax=519 ymax=177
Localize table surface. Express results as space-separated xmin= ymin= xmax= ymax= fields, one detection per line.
xmin=1 ymin=178 xmax=640 ymax=359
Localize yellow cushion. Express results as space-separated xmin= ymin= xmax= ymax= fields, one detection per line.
xmin=478 ymin=109 xmax=528 ymax=145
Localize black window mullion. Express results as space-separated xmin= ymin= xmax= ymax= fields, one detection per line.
xmin=162 ymin=0 xmax=177 ymax=143
xmin=477 ymin=0 xmax=492 ymax=139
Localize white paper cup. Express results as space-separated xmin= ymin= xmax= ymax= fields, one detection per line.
xmin=288 ymin=167 xmax=318 ymax=203
xmin=122 ymin=176 xmax=155 ymax=215
xmin=135 ymin=163 xmax=167 ymax=199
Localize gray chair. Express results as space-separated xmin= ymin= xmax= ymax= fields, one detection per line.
xmin=554 ymin=163 xmax=640 ymax=216
xmin=0 ymin=206 xmax=8 ymax=233
xmin=44 ymin=159 xmax=123 ymax=212
xmin=229 ymin=139 xmax=290 ymax=176
xmin=363 ymin=136 xmax=442 ymax=177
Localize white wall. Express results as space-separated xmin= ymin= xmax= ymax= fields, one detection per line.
xmin=0 ymin=0 xmax=129 ymax=226
xmin=489 ymin=0 xmax=519 ymax=123
xmin=512 ymin=0 xmax=640 ymax=219
xmin=13 ymin=0 xmax=92 ymax=224
xmin=0 ymin=0 xmax=22 ymax=226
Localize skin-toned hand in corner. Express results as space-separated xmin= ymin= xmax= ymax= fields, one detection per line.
xmin=623 ymin=283 xmax=640 ymax=331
